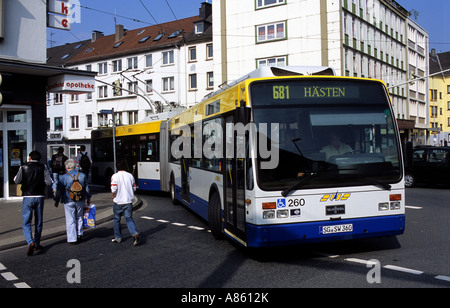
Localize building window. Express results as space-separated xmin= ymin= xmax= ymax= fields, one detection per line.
xmin=256 ymin=21 xmax=286 ymax=43
xmin=162 ymin=77 xmax=175 ymax=92
xmin=98 ymin=62 xmax=108 ymax=75
xmin=98 ymin=86 xmax=108 ymax=98
xmin=146 ymin=80 xmax=153 ymax=93
xmin=195 ymin=22 xmax=204 ymax=34
xmin=54 ymin=93 xmax=63 ymax=104
xmin=146 ymin=54 xmax=153 ymax=67
xmin=70 ymin=116 xmax=79 ymax=129
xmin=54 ymin=117 xmax=63 ymax=131
xmin=257 ymin=56 xmax=286 ymax=67
xmin=86 ymin=114 xmax=92 ymax=128
xmin=127 ymin=57 xmax=138 ymax=69
xmin=189 ymin=47 xmax=197 ymax=62
xmin=189 ymin=74 xmax=197 ymax=90
xmin=127 ymin=82 xmax=138 ymax=95
xmin=207 ymin=72 xmax=214 ymax=89
xmin=112 ymin=59 xmax=122 ymax=72
xmin=128 ymin=111 xmax=138 ymax=125
xmin=256 ymin=0 xmax=285 ymax=9
xmin=162 ymin=50 xmax=174 ymax=65
xmin=206 ymin=43 xmax=213 ymax=59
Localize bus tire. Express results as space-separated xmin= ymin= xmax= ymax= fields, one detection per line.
xmin=170 ymin=176 xmax=180 ymax=205
xmin=405 ymin=172 xmax=416 ymax=188
xmin=209 ymin=191 xmax=224 ymax=240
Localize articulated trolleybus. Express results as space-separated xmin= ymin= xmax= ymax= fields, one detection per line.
xmin=167 ymin=66 xmax=405 ymax=247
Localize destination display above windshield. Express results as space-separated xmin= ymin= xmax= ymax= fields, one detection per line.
xmin=251 ymin=79 xmax=386 ymax=105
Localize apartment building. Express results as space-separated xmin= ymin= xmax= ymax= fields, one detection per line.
xmin=407 ymin=18 xmax=429 ymax=145
xmin=429 ymin=50 xmax=450 ymax=145
xmin=212 ymin=0 xmax=428 ymax=142
xmin=46 ymin=2 xmax=213 ymax=158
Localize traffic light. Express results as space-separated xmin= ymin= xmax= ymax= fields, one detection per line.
xmin=0 ymin=73 xmax=14 ymax=106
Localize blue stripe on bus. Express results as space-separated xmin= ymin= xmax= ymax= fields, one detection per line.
xmin=138 ymin=179 xmax=161 ymax=191
xmin=246 ymin=215 xmax=405 ymax=248
xmin=174 ymin=185 xmax=209 ymax=221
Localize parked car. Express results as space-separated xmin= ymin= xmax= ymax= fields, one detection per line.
xmin=404 ymin=146 xmax=450 ymax=187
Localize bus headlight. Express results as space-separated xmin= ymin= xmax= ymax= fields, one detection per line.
xmin=390 ymin=201 xmax=401 ymax=210
xmin=263 ymin=210 xmax=275 ymax=219
xmin=277 ymin=210 xmax=289 ymax=218
xmin=378 ymin=202 xmax=389 ymax=211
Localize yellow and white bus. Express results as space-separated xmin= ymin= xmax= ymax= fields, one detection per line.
xmin=92 ymin=66 xmax=405 ymax=247
xmin=91 ymin=113 xmax=173 ymax=191
xmin=167 ymin=66 xmax=405 ymax=247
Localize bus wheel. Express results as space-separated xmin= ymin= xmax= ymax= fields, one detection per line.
xmin=209 ymin=191 xmax=224 ymax=240
xmin=405 ymin=173 xmax=416 ymax=188
xmin=170 ymin=178 xmax=179 ymax=205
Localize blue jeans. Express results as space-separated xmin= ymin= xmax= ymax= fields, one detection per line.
xmin=64 ymin=201 xmax=85 ymax=243
xmin=113 ymin=203 xmax=139 ymax=240
xmin=22 ymin=197 xmax=45 ymax=246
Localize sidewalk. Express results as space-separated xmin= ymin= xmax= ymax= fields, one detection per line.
xmin=0 ymin=186 xmax=142 ymax=251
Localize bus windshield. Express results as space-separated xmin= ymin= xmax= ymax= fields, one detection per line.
xmin=250 ymin=79 xmax=402 ymax=191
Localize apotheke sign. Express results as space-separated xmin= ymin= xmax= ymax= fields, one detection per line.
xmin=48 ymin=74 xmax=95 ymax=94
xmin=47 ymin=0 xmax=81 ymax=31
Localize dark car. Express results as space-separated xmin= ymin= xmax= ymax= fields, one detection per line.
xmin=404 ymin=146 xmax=450 ymax=187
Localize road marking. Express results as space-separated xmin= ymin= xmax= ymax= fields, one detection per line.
xmin=0 ymin=263 xmax=6 ymax=271
xmin=383 ymin=265 xmax=423 ymax=275
xmin=435 ymin=275 xmax=450 ymax=282
xmin=141 ymin=216 xmax=208 ymax=232
xmin=188 ymin=226 xmax=205 ymax=231
xmin=14 ymin=282 xmax=31 ymax=288
xmin=405 ymin=205 xmax=423 ymax=210
xmin=345 ymin=258 xmax=377 ymax=265
xmin=156 ymin=219 xmax=169 ymax=223
xmin=1 ymin=272 xmax=18 ymax=281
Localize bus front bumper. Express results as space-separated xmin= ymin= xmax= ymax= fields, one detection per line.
xmin=245 ymin=215 xmax=405 ymax=248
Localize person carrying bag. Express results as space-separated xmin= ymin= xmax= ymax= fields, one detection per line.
xmin=54 ymin=159 xmax=91 ymax=244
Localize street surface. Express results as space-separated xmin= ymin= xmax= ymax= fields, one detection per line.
xmin=0 ymin=187 xmax=448 ymax=294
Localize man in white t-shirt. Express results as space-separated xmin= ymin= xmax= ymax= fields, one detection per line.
xmin=111 ymin=160 xmax=139 ymax=246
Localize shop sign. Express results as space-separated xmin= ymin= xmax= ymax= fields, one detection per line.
xmin=47 ymin=74 xmax=95 ymax=94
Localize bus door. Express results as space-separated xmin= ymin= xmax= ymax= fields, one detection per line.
xmin=224 ymin=116 xmax=246 ymax=242
xmin=181 ymin=157 xmax=190 ymax=202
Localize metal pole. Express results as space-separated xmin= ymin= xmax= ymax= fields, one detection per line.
xmin=112 ymin=107 xmax=117 ymax=173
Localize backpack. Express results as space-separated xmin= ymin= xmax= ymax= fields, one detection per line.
xmin=52 ymin=154 xmax=65 ymax=173
xmin=67 ymin=172 xmax=83 ymax=201
xmin=79 ymin=152 xmax=91 ymax=172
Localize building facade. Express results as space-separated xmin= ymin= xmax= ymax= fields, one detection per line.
xmin=46 ymin=3 xmax=213 ymax=158
xmin=429 ymin=50 xmax=450 ymax=145
xmin=212 ymin=0 xmax=429 ymax=143
xmin=0 ymin=0 xmax=94 ymax=199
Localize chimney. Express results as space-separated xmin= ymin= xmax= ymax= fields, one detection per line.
xmin=91 ymin=30 xmax=104 ymax=42
xmin=199 ymin=2 xmax=212 ymax=20
xmin=431 ymin=48 xmax=436 ymax=58
xmin=115 ymin=24 xmax=124 ymax=42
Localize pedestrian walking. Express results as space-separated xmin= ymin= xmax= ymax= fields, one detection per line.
xmin=14 ymin=151 xmax=52 ymax=256
xmin=111 ymin=160 xmax=140 ymax=246
xmin=50 ymin=147 xmax=68 ymax=190
xmin=76 ymin=145 xmax=92 ymax=176
xmin=54 ymin=159 xmax=91 ymax=244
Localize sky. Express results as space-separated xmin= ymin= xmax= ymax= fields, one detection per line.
xmin=47 ymin=0 xmax=450 ymax=53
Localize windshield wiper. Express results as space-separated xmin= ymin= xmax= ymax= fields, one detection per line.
xmin=281 ymin=172 xmax=318 ymax=197
xmin=360 ymin=178 xmax=392 ymax=190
